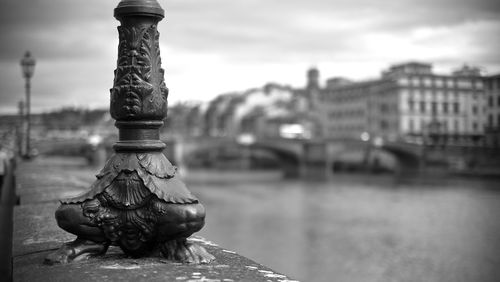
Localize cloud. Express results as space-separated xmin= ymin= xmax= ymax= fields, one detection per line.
xmin=0 ymin=0 xmax=499 ymax=113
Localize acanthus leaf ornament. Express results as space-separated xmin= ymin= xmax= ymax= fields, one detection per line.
xmin=111 ymin=24 xmax=167 ymax=120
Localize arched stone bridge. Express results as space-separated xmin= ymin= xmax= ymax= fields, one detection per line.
xmin=163 ymin=136 xmax=424 ymax=179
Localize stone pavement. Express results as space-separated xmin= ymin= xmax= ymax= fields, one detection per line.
xmin=13 ymin=156 xmax=298 ymax=282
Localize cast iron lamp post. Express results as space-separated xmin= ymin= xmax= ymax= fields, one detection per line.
xmin=20 ymin=51 xmax=35 ymax=158
xmin=45 ymin=0 xmax=214 ymax=264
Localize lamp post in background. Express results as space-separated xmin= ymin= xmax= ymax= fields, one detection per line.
xmin=360 ymin=131 xmax=371 ymax=171
xmin=17 ymin=101 xmax=25 ymax=157
xmin=20 ymin=51 xmax=36 ymax=158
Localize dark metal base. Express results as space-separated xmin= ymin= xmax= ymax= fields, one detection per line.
xmin=44 ymin=152 xmax=214 ymax=264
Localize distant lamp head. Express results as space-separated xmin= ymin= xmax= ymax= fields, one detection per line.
xmin=20 ymin=51 xmax=36 ymax=79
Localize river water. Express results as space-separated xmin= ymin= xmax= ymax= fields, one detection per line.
xmin=182 ymin=169 xmax=500 ymax=282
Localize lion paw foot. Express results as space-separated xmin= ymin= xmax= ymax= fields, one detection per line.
xmin=160 ymin=239 xmax=214 ymax=264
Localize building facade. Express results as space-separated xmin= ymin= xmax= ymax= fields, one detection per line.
xmin=484 ymin=74 xmax=500 ymax=148
xmin=166 ymin=62 xmax=495 ymax=148
xmin=319 ymin=62 xmax=487 ymax=146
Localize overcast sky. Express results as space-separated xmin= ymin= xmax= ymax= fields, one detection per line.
xmin=0 ymin=0 xmax=499 ymax=114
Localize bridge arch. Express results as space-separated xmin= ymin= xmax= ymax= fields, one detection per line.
xmin=325 ymin=139 xmax=423 ymax=174
xmin=380 ymin=145 xmax=422 ymax=172
xmin=249 ymin=142 xmax=302 ymax=178
xmin=167 ymin=137 xmax=303 ymax=177
xmin=167 ymin=137 xmax=425 ymax=178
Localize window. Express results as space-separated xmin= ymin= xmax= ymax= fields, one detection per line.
xmin=412 ymin=77 xmax=420 ymax=87
xmin=408 ymin=99 xmax=415 ymax=112
xmin=473 ymin=122 xmax=478 ymax=131
xmin=489 ymin=114 xmax=494 ymax=127
xmin=425 ymin=90 xmax=433 ymax=100
xmin=380 ymin=104 xmax=389 ymax=113
xmin=486 ymin=80 xmax=493 ymax=91
xmin=380 ymin=120 xmax=389 ymax=130
xmin=432 ymin=102 xmax=437 ymax=114
xmin=409 ymin=119 xmax=414 ymax=132
xmin=497 ymin=96 xmax=500 ymax=107
xmin=472 ymin=106 xmax=478 ymax=115
xmin=489 ymin=96 xmax=494 ymax=107
xmin=454 ymin=120 xmax=460 ymax=132
xmin=423 ymin=78 xmax=432 ymax=87
xmin=453 ymin=103 xmax=459 ymax=113
xmin=447 ymin=79 xmax=455 ymax=88
xmin=443 ymin=103 xmax=449 ymax=113
xmin=420 ymin=101 xmax=426 ymax=113
xmin=457 ymin=80 xmax=472 ymax=88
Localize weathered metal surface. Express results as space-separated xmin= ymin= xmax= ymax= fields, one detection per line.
xmin=45 ymin=0 xmax=213 ymax=264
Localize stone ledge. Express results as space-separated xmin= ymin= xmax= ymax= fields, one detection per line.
xmin=13 ymin=203 xmax=74 ymax=257
xmin=14 ymin=241 xmax=296 ymax=282
xmin=13 ymin=203 xmax=297 ymax=282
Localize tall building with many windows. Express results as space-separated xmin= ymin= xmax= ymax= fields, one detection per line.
xmin=319 ymin=62 xmax=486 ymax=146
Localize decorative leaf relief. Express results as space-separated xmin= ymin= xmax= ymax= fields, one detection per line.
xmin=123 ymin=91 xmax=141 ymax=117
xmin=136 ymin=153 xmax=176 ymax=178
xmin=137 ymin=45 xmax=151 ymax=67
xmin=112 ymin=24 xmax=167 ymax=118
xmin=160 ymin=69 xmax=168 ymax=101
xmin=137 ymin=29 xmax=153 ymax=69
xmin=138 ymin=26 xmax=163 ymax=84
xmin=140 ymin=66 xmax=152 ymax=82
xmin=117 ymin=26 xmax=149 ymax=68
xmin=117 ymin=28 xmax=129 ymax=66
xmin=102 ymin=172 xmax=153 ymax=210
xmin=114 ymin=67 xmax=153 ymax=92
xmin=113 ymin=67 xmax=131 ymax=88
xmin=153 ymin=29 xmax=162 ymax=72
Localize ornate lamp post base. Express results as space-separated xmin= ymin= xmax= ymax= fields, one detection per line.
xmin=45 ymin=0 xmax=214 ymax=265
xmin=45 ymin=153 xmax=214 ymax=264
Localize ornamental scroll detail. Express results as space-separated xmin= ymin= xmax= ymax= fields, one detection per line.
xmin=110 ymin=24 xmax=169 ymax=120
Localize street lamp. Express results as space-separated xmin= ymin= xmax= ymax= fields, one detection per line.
xmin=360 ymin=131 xmax=371 ymax=171
xmin=20 ymin=51 xmax=36 ymax=158
xmin=45 ymin=0 xmax=214 ymax=265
